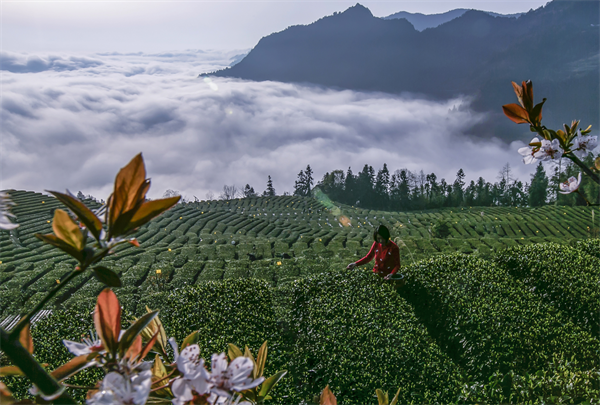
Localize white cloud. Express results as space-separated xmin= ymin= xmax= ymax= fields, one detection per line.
xmin=1 ymin=50 xmax=543 ymax=201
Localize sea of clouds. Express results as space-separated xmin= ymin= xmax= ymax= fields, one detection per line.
xmin=1 ymin=49 xmax=540 ymax=201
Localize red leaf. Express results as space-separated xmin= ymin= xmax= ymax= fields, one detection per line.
xmin=122 ymin=197 xmax=180 ymax=235
xmin=522 ymin=80 xmax=534 ymax=112
xmin=94 ymin=289 xmax=121 ymax=356
xmin=502 ymin=104 xmax=529 ymax=124
xmin=320 ymin=385 xmax=337 ymax=405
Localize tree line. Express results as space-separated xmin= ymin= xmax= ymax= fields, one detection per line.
xmin=312 ymin=154 xmax=598 ymax=210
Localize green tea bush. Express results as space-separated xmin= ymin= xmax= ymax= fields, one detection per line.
xmin=495 ymin=243 xmax=600 ymax=338
xmin=459 ymin=355 xmax=600 ymax=403
xmin=400 ymin=255 xmax=599 ymax=382
xmin=282 ymin=269 xmax=462 ymax=404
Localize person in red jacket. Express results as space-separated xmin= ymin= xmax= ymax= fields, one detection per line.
xmin=346 ymin=225 xmax=400 ymax=280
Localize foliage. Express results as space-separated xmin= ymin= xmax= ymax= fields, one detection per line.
xmin=283 ymin=269 xmax=462 ymax=404
xmin=495 ymin=243 xmax=600 ymax=338
xmin=399 ymin=255 xmax=599 ymax=382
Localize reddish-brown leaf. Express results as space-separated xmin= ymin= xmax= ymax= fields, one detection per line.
xmin=47 ymin=191 xmax=103 ymax=241
xmin=320 ymin=385 xmax=337 ymax=405
xmin=109 ymin=154 xmax=146 ymax=232
xmin=511 ymin=81 xmax=524 ymax=108
xmin=19 ymin=323 xmax=34 ymax=355
xmin=51 ymin=353 xmax=97 ymax=382
xmin=94 ymin=289 xmax=121 ymax=356
xmin=522 ymin=80 xmax=533 ymax=112
xmin=122 ymin=197 xmax=180 ymax=235
xmin=502 ymin=104 xmax=529 ymax=124
xmin=125 ymin=335 xmax=143 ymax=362
xmin=139 ymin=330 xmax=159 ymax=361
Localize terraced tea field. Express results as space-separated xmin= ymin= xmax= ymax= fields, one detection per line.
xmin=1 ymin=189 xmax=599 ymax=403
xmin=0 ymin=189 xmax=595 ymax=316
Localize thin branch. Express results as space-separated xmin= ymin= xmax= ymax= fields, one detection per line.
xmin=0 ymin=328 xmax=77 ymax=404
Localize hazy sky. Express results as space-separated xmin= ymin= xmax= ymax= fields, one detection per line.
xmin=3 ymin=0 xmax=551 ymax=53
xmin=1 ymin=0 xmax=572 ymax=200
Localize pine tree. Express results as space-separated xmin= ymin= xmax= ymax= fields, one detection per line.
xmin=451 ymin=168 xmax=466 ymax=206
xmin=344 ymin=167 xmax=355 ymax=204
xmin=304 ymin=165 xmax=314 ymax=196
xmin=294 ymin=170 xmax=307 ymax=196
xmin=529 ymin=162 xmax=548 ymax=207
xmin=243 ymin=184 xmax=257 ymax=198
xmin=263 ymin=175 xmax=276 ymax=197
xmin=374 ymin=163 xmax=390 ymax=209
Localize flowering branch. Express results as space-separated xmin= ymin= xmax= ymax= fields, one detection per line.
xmin=504 ymin=80 xmax=600 ymax=186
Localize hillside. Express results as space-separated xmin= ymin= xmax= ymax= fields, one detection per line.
xmin=0 ymin=190 xmax=595 ymax=315
xmin=1 ymin=189 xmax=599 ymax=403
xmin=211 ymin=1 xmax=599 ymax=140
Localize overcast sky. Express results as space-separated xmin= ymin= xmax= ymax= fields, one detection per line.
xmin=3 ymin=0 xmax=551 ymax=53
xmin=2 ymin=0 xmax=565 ymax=200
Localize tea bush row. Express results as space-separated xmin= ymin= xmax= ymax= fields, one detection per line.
xmin=399 ymin=255 xmax=600 ymax=381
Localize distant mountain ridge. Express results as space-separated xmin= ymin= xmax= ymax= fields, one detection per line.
xmin=383 ymin=8 xmax=523 ymax=31
xmin=212 ymin=1 xmax=599 ymax=141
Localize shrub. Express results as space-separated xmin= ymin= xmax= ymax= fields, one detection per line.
xmin=400 ymin=255 xmax=599 ymax=382
xmin=495 ymin=243 xmax=600 ymax=338
xmin=282 ymin=269 xmax=462 ymax=404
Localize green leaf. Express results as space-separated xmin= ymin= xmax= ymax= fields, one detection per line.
xmin=93 ymin=266 xmax=122 ymax=287
xmin=227 ymin=343 xmax=244 ymax=361
xmin=258 ymin=370 xmax=287 ymax=398
xmin=181 ymin=331 xmax=199 ymax=350
xmin=376 ymin=389 xmax=388 ymax=405
xmin=390 ymin=387 xmax=401 ymax=405
xmin=47 ymin=190 xmax=103 ymax=241
xmin=119 ymin=310 xmax=158 ymax=358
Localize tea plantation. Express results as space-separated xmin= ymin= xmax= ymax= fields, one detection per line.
xmin=1 ymin=190 xmax=599 ymax=403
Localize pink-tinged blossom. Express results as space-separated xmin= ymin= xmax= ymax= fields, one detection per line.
xmin=518 ymin=137 xmax=540 ymax=164
xmin=63 ymin=330 xmax=104 ymax=356
xmin=571 ymin=131 xmax=598 ymax=159
xmin=87 ymin=365 xmax=152 ymax=405
xmin=534 ymin=139 xmax=563 ymax=161
xmin=171 ymin=344 xmax=212 ymax=405
xmin=210 ymin=353 xmax=265 ymax=400
xmin=559 ymin=172 xmax=582 ymax=194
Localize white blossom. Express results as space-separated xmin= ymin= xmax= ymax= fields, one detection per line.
xmin=210 ymin=353 xmax=265 ymax=400
xmin=534 ymin=139 xmax=563 ymax=161
xmin=0 ymin=192 xmax=19 ymax=230
xmin=571 ymin=131 xmax=598 ymax=159
xmin=518 ymin=137 xmax=540 ymax=164
xmin=87 ymin=365 xmax=152 ymax=405
xmin=63 ymin=330 xmax=103 ymax=356
xmin=171 ymin=344 xmax=212 ymax=405
xmin=559 ymin=172 xmax=582 ymax=194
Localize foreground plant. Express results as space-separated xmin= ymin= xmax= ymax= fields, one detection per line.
xmin=503 ymin=80 xmax=600 ymax=187
xmin=0 ymin=153 xmax=180 ymax=403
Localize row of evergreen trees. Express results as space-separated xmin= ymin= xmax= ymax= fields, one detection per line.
xmin=296 ymin=155 xmax=597 ymax=210
xmin=229 ymin=154 xmax=597 ymax=210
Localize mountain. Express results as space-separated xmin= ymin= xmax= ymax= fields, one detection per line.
xmin=383 ymin=9 xmax=523 ymax=31
xmin=211 ymin=1 xmax=599 ymax=141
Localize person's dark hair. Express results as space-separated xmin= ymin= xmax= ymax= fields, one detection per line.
xmin=373 ymin=224 xmax=390 ymax=242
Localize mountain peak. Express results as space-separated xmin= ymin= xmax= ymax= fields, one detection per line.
xmin=340 ymin=3 xmax=373 ymax=19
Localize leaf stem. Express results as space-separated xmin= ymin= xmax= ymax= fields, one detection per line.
xmin=564 ymin=154 xmax=600 ymax=185
xmin=0 ymin=328 xmax=77 ymax=404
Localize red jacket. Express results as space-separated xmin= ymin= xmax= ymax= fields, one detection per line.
xmin=355 ymin=240 xmax=400 ymax=276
